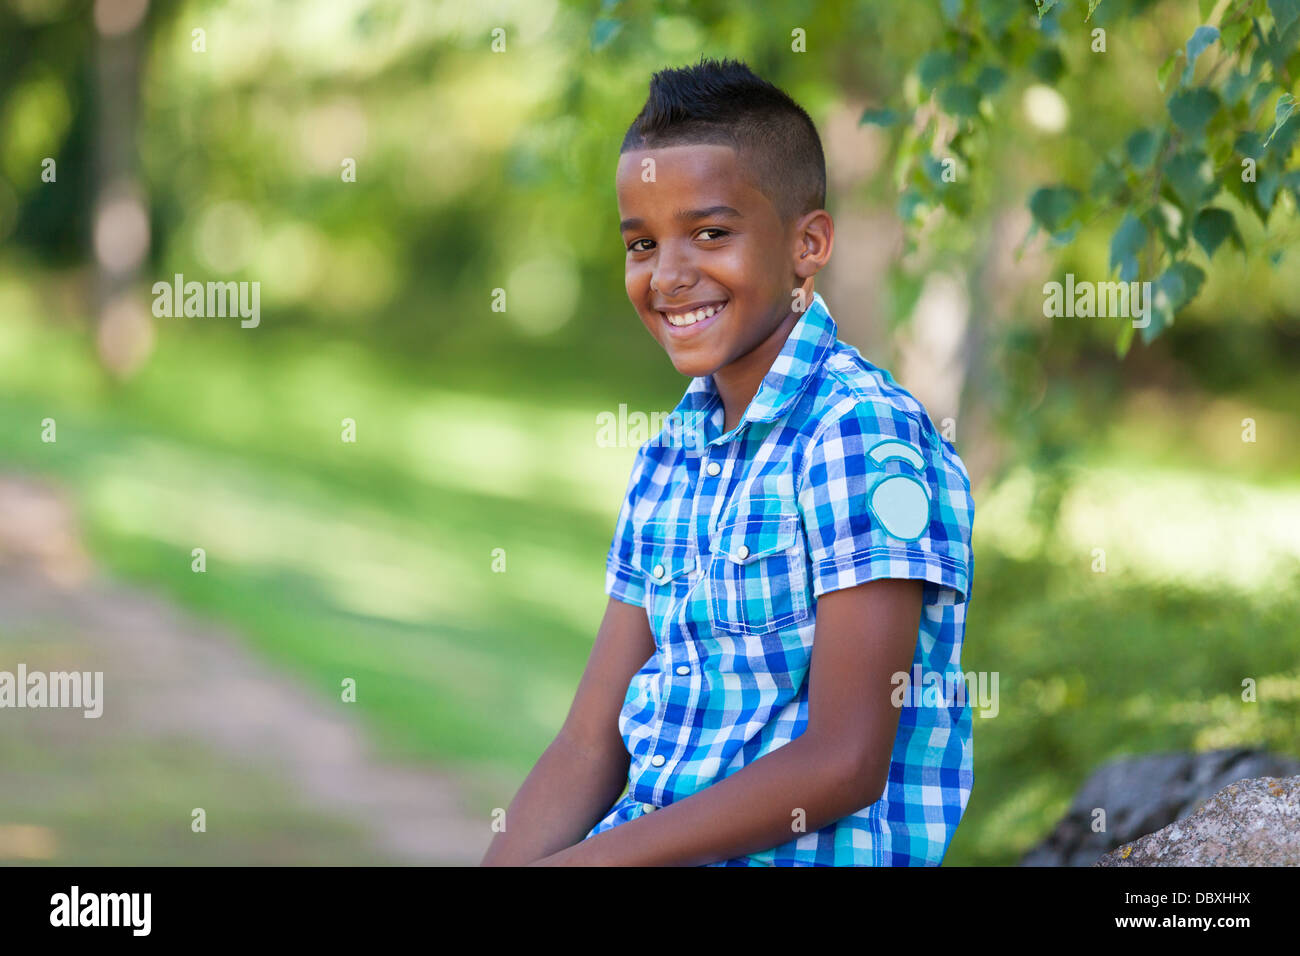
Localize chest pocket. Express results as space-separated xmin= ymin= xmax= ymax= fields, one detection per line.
xmin=629 ymin=519 xmax=697 ymax=633
xmin=707 ymin=475 xmax=811 ymax=636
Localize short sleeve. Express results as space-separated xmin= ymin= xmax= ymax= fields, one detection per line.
xmin=797 ymin=399 xmax=973 ymax=605
xmin=604 ymin=445 xmax=650 ymax=608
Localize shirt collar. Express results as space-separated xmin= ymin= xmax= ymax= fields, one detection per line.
xmin=664 ymin=291 xmax=838 ymax=450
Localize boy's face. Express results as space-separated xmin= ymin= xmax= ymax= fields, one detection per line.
xmin=616 ymin=143 xmax=810 ymax=379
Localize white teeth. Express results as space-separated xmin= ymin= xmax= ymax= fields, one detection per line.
xmin=664 ymin=303 xmax=723 ymax=326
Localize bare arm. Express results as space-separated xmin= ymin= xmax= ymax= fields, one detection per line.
xmin=479 ymin=596 xmax=656 ymax=866
xmin=528 ymin=578 xmax=924 ymax=866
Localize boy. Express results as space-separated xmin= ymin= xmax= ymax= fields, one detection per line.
xmin=481 ymin=58 xmax=974 ymax=866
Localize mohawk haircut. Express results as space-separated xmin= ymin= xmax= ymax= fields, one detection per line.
xmin=620 ymin=57 xmax=827 ymax=224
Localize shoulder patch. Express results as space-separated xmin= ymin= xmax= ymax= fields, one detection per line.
xmin=866 ymin=439 xmax=931 ymax=541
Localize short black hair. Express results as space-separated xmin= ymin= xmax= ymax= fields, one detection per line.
xmin=620 ymin=57 xmax=826 ymax=223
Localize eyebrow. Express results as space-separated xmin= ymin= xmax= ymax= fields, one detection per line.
xmin=619 ymin=205 xmax=743 ymax=233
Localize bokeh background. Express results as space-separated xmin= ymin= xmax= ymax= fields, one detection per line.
xmin=1 ymin=0 xmax=1298 ymax=865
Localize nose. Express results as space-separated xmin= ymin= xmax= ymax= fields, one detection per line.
xmin=650 ymin=240 xmax=697 ymax=298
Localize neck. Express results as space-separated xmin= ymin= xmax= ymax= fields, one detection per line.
xmin=713 ymin=306 xmax=802 ymax=434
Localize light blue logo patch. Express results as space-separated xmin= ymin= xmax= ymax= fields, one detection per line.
xmin=866 ymin=440 xmax=931 ymax=541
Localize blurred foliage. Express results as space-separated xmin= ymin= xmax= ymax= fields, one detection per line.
xmin=1 ymin=1 xmax=1297 ymax=367
xmin=856 ymin=0 xmax=1300 ymax=351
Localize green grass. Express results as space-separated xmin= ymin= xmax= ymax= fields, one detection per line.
xmin=2 ymin=300 xmax=1298 ymax=865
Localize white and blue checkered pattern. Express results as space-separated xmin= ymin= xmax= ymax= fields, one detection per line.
xmin=585 ymin=292 xmax=975 ymax=865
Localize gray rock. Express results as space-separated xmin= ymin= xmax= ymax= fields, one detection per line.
xmin=1095 ymin=775 xmax=1300 ymax=865
xmin=1019 ymin=747 xmax=1300 ymax=866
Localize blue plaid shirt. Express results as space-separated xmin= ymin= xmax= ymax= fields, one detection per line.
xmin=584 ymin=291 xmax=974 ymax=865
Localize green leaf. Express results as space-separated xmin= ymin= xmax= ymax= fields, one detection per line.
xmin=1029 ymin=48 xmax=1065 ymax=84
xmin=1266 ymin=113 xmax=1300 ymax=157
xmin=1164 ymin=150 xmax=1219 ymax=210
xmin=1225 ymin=160 xmax=1271 ymax=224
xmin=980 ymin=0 xmax=1020 ymax=38
xmin=1250 ymin=79 xmax=1278 ymax=116
xmin=939 ymin=83 xmax=982 ymax=117
xmin=1283 ymin=168 xmax=1300 ymax=204
xmin=1151 ymin=262 xmax=1204 ymax=336
xmin=1141 ymin=297 xmax=1170 ymax=344
xmin=1115 ymin=321 xmax=1136 ymax=357
xmin=1157 ymin=51 xmax=1183 ymax=92
xmin=1047 ymin=222 xmax=1079 ymax=247
xmin=1145 ymin=261 xmax=1206 ymax=343
xmin=1035 ymin=0 xmax=1061 ymax=18
xmin=1182 ymin=26 xmax=1220 ymax=85
xmin=1145 ymin=272 xmax=1183 ymax=343
xmin=1258 ymin=167 xmax=1283 ymax=210
xmin=975 ymin=65 xmax=1007 ymax=96
xmin=1125 ymin=129 xmax=1159 ymax=169
xmin=1109 ymin=213 xmax=1146 ymax=281
xmin=1143 ymin=201 xmax=1188 ymax=254
xmin=1256 ymin=11 xmax=1300 ymax=76
xmin=1090 ymin=156 xmax=1126 ymax=200
xmin=1220 ymin=17 xmax=1253 ymax=53
xmin=1028 ymin=185 xmax=1080 ymax=233
xmin=1086 ymin=0 xmax=1104 ymax=22
xmin=1269 ymin=0 xmax=1300 ymax=33
xmin=1167 ymin=87 xmax=1221 ymax=140
xmin=1234 ymin=130 xmax=1266 ymax=157
xmin=860 ymin=107 xmax=905 ymax=126
xmin=921 ymin=152 xmax=947 ymax=185
xmin=898 ymin=187 xmax=928 ymax=223
xmin=1221 ymin=69 xmax=1248 ymax=105
xmin=1192 ymin=207 xmax=1242 ymax=258
xmin=1166 ymin=261 xmax=1206 ymax=306
xmin=590 ymin=18 xmax=621 ymax=50
xmin=918 ymin=51 xmax=958 ymax=89
xmin=1263 ymin=92 xmax=1297 ymax=147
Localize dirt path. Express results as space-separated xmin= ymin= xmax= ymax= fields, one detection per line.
xmin=0 ymin=476 xmax=491 ymax=865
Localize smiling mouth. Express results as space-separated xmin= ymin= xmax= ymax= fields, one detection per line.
xmin=658 ymin=300 xmax=727 ymax=333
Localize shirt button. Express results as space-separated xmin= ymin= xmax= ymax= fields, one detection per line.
xmin=736 ymin=544 xmax=750 ymax=560
xmin=706 ymin=461 xmax=721 ymax=476
xmin=642 ymin=803 xmax=657 ymax=813
xmin=675 ymin=665 xmax=690 ymax=675
xmin=651 ymin=754 xmax=666 ymax=767
xmin=652 ymin=564 xmax=665 ymax=580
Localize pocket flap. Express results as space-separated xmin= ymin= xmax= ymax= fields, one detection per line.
xmin=631 ymin=528 xmax=696 ymax=583
xmin=712 ymin=512 xmax=798 ymax=565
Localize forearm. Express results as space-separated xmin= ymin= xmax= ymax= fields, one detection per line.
xmin=480 ymin=730 xmax=630 ymax=866
xmin=532 ymin=733 xmax=875 ymax=867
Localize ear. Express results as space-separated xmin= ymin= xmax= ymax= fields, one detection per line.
xmin=793 ymin=209 xmax=834 ymax=280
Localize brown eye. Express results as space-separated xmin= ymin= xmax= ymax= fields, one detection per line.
xmin=698 ymin=228 xmax=729 ymax=241
xmin=628 ymin=238 xmax=653 ymax=252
